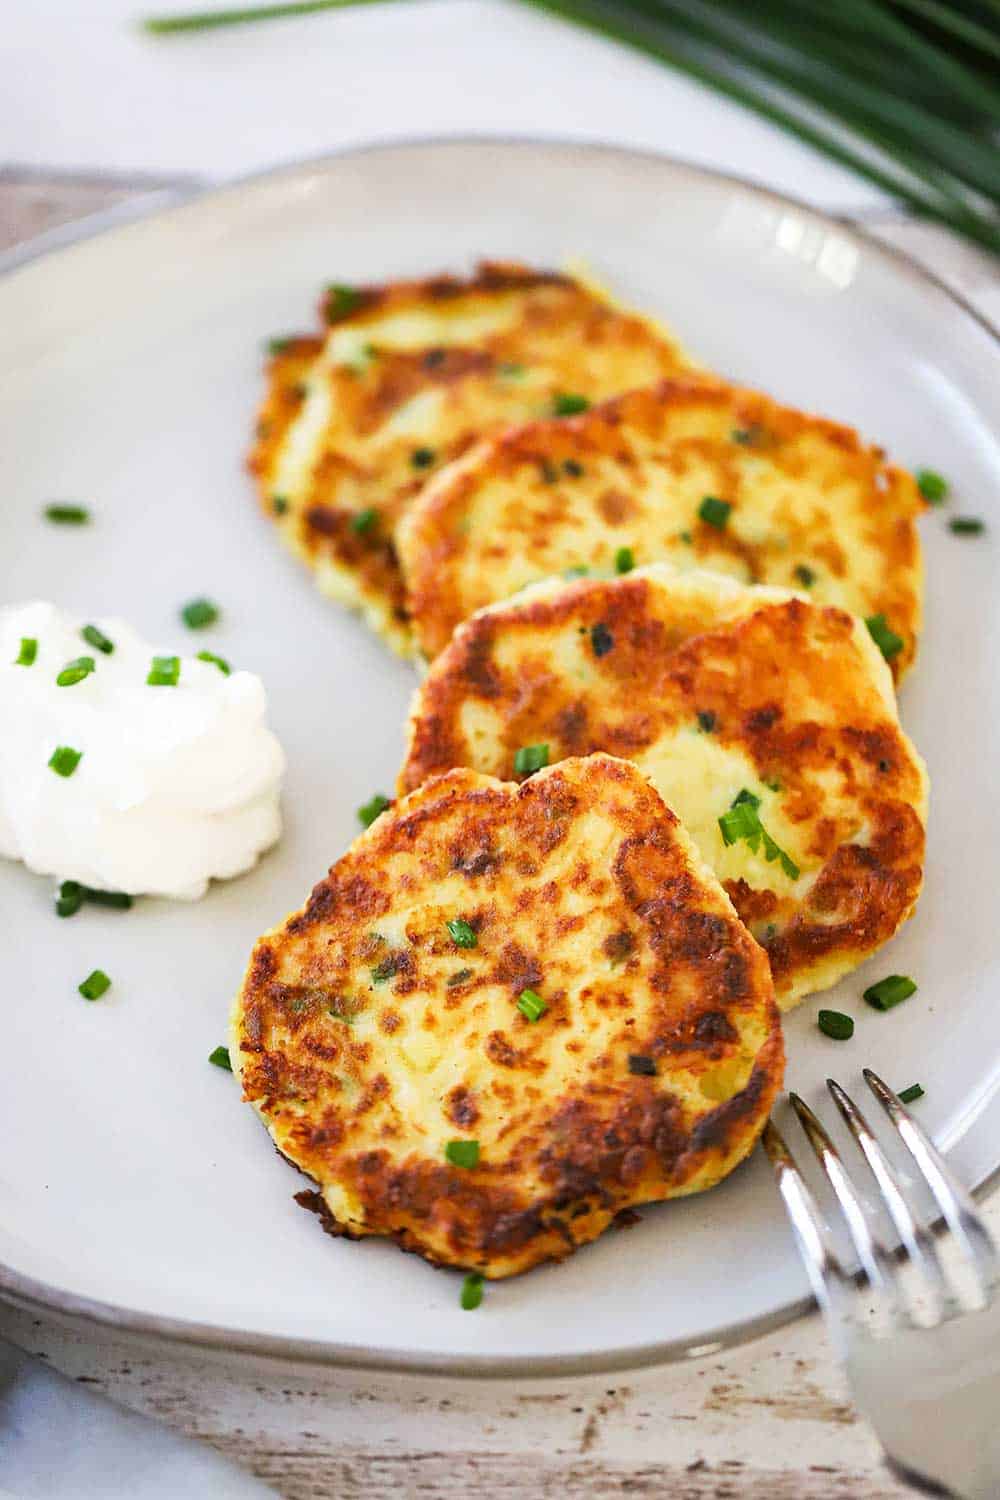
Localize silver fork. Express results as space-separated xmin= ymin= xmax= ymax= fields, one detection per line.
xmin=764 ymin=1069 xmax=1000 ymax=1498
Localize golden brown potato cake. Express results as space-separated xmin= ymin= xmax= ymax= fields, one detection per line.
xmin=248 ymin=263 xmax=692 ymax=654
xmin=400 ymin=567 xmax=928 ymax=1009
xmin=398 ymin=375 xmax=924 ymax=676
xmin=231 ymin=754 xmax=782 ymax=1278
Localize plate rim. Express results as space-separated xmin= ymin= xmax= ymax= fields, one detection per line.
xmin=2 ymin=132 xmax=997 ymax=1377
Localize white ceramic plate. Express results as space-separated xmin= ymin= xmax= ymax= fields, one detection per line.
xmin=2 ymin=139 xmax=999 ymax=1375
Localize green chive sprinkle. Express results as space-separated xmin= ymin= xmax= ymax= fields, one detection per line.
xmin=552 ymin=393 xmax=589 ymax=417
xmin=949 ymin=516 xmax=985 ymax=535
xmin=447 ymin=918 xmax=477 ymax=949
xmin=266 ymin=336 xmax=294 ymax=356
xmin=818 ymin=1009 xmax=854 ymax=1040
xmin=84 ymin=889 xmax=133 ymax=909
xmin=865 ymin=614 xmax=903 ymax=662
xmin=81 ymin=624 xmax=114 ymax=655
xmin=698 ymin=496 xmax=731 ymax=529
xmin=863 ymin=974 xmax=916 ymax=1011
xmin=718 ymin=789 xmax=798 ymax=881
xmin=628 ymin=1054 xmax=657 ymax=1076
xmin=517 ymin=988 xmax=547 ymax=1022
xmin=679 ymin=530 xmax=692 ymax=545
xmin=208 ymin=1045 xmax=233 ymax=1071
xmin=460 ymin=1273 xmax=485 ymax=1311
xmin=15 ymin=637 xmax=37 ymax=666
xmin=370 ymin=955 xmax=399 ymax=985
xmin=197 ymin=650 xmax=231 ymax=675
xmin=445 ymin=1140 xmax=480 ymax=1169
xmin=181 ymin=598 xmax=219 ymax=630
xmin=326 ymin=284 xmax=361 ymax=321
xmin=917 ymin=468 xmax=948 ymax=504
xmin=358 ymin=792 xmax=391 ymax=828
xmin=44 ymin=504 xmax=89 ymax=525
xmin=614 ymin=546 xmax=635 ymax=574
xmin=697 ymin=710 xmax=716 ymax=733
xmin=79 ymin=969 xmax=111 ymax=1002
xmin=794 ymin=564 xmax=816 ymax=588
xmin=272 ymin=495 xmax=290 ymax=515
xmin=590 ymin=622 xmax=614 ymax=657
xmin=56 ymin=656 xmax=95 ymax=687
xmin=446 ymin=968 xmax=473 ymax=988
xmin=563 ymin=459 xmax=584 ymax=478
xmin=898 ymin=1083 xmax=924 ymax=1104
xmin=147 ymin=655 xmax=180 ymax=687
xmin=411 ymin=446 xmax=436 ymax=469
xmin=514 ymin=743 xmax=548 ymax=776
xmin=351 ymin=507 xmax=378 ymax=535
xmin=56 ymin=881 xmax=84 ymax=918
xmin=49 ymin=746 xmax=82 ymax=778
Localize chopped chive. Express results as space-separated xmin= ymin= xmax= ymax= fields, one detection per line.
xmin=614 ymin=546 xmax=635 ymax=574
xmin=84 ymin=889 xmax=133 ymax=909
xmin=517 ymin=988 xmax=547 ymax=1022
xmin=628 ymin=1054 xmax=657 ymax=1076
xmin=898 ymin=1083 xmax=924 ymax=1104
xmin=447 ymin=918 xmax=477 ymax=950
xmin=731 ymin=426 xmax=765 ymax=446
xmin=445 ymin=1139 xmax=480 ymax=1169
xmin=460 ymin=1273 xmax=485 ymax=1311
xmin=181 ymin=598 xmax=220 ymax=630
xmin=44 ymin=503 xmax=89 ymax=525
xmin=208 ymin=1045 xmax=233 ymax=1071
xmin=15 ymin=637 xmax=37 ymax=666
xmin=552 ymin=393 xmax=589 ymax=416
xmin=56 ymin=655 xmax=95 ymax=687
xmin=697 ymin=710 xmax=716 ymax=733
xmin=56 ymin=881 xmax=84 ymax=918
xmin=272 ymin=495 xmax=290 ymax=515
xmin=266 ymin=335 xmax=294 ymax=356
xmin=563 ymin=458 xmax=584 ymax=478
xmin=197 ymin=649 xmax=231 ymax=675
xmin=326 ymin=284 xmax=361 ymax=321
xmin=817 ymin=1009 xmax=854 ymax=1040
xmin=590 ymin=622 xmax=614 ymax=658
xmin=81 ymin=624 xmax=114 ymax=655
xmin=514 ymin=743 xmax=548 ymax=775
xmin=411 ymin=446 xmax=436 ymax=469
xmin=370 ymin=955 xmax=399 ymax=985
xmin=78 ymin=969 xmax=111 ymax=1002
xmin=48 ymin=745 xmax=82 ymax=778
xmin=351 ymin=506 xmax=378 ymax=535
xmin=698 ymin=495 xmax=731 ymax=529
xmin=446 ymin=968 xmax=473 ymax=988
xmin=679 ymin=530 xmax=692 ymax=545
xmin=865 ymin=614 xmax=903 ymax=662
xmin=147 ymin=655 xmax=180 ymax=687
xmin=718 ymin=789 xmax=798 ymax=880
xmin=358 ymin=792 xmax=391 ymax=828
xmin=917 ymin=468 xmax=948 ymax=504
xmin=949 ymin=516 xmax=985 ymax=535
xmin=863 ymin=974 xmax=916 ymax=1011
xmin=794 ymin=564 xmax=816 ymax=588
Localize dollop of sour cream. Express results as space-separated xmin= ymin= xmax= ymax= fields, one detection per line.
xmin=0 ymin=602 xmax=286 ymax=899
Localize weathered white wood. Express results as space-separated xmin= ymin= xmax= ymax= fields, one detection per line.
xmin=1 ymin=174 xmax=996 ymax=1499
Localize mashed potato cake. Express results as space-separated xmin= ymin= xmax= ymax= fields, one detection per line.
xmin=400 ymin=567 xmax=928 ymax=1008
xmin=398 ymin=375 xmax=924 ymax=676
xmin=231 ymin=754 xmax=781 ymax=1278
xmin=248 ymin=264 xmax=692 ymax=654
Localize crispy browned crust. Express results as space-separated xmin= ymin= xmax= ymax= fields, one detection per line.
xmin=233 ymin=756 xmax=782 ymax=1277
xmin=399 ymin=375 xmax=924 ymax=676
xmin=399 ymin=576 xmax=926 ymax=1006
xmin=247 ymin=263 xmax=691 ymax=650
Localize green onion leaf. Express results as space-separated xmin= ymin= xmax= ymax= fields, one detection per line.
xmin=370 ymin=954 xmax=400 ymax=985
xmin=181 ymin=598 xmax=220 ymax=630
xmin=358 ymin=792 xmax=391 ymax=828
xmin=615 ymin=546 xmax=635 ymax=574
xmin=447 ymin=918 xmax=477 ymax=949
xmin=552 ymin=393 xmax=589 ymax=416
xmin=56 ymin=881 xmax=84 ymax=918
xmin=197 ymin=650 xmax=231 ymax=675
xmin=917 ymin=469 xmax=949 ymax=504
xmin=697 ymin=710 xmax=716 ymax=733
xmin=898 ymin=1083 xmax=924 ymax=1104
xmin=949 ymin=516 xmax=985 ymax=535
xmin=15 ymin=637 xmax=37 ymax=666
xmin=865 ymin=614 xmax=903 ymax=661
xmin=446 ymin=968 xmax=474 ymax=988
xmin=718 ymin=789 xmax=799 ymax=880
xmin=56 ymin=656 xmax=95 ymax=687
xmin=679 ymin=530 xmax=692 ymax=545
xmin=351 ymin=507 xmax=378 ymax=535
xmin=563 ymin=458 xmax=584 ymax=477
xmin=817 ymin=1009 xmax=854 ymax=1040
xmin=81 ymin=624 xmax=114 ymax=655
xmin=863 ymin=974 xmax=917 ymax=1011
xmin=698 ymin=496 xmax=731 ymax=529
xmin=445 ymin=1139 xmax=480 ymax=1169
xmin=460 ymin=1272 xmax=485 ymax=1311
xmin=48 ymin=745 xmax=83 ymax=778
xmin=79 ymin=969 xmax=111 ymax=1002
xmin=84 ymin=889 xmax=133 ymax=909
xmin=44 ymin=504 xmax=89 ymax=525
xmin=590 ymin=622 xmax=614 ymax=657
xmin=411 ymin=446 xmax=436 ymax=469
xmin=628 ymin=1054 xmax=657 ymax=1076
xmin=326 ymin=284 xmax=361 ymax=321
xmin=513 ymin=743 xmax=549 ymax=775
xmin=517 ymin=988 xmax=547 ymax=1022
xmin=147 ymin=655 xmax=180 ymax=687
xmin=266 ymin=336 xmax=294 ymax=356
xmin=272 ymin=495 xmax=290 ymax=516
xmin=793 ymin=564 xmax=816 ymax=588
xmin=209 ymin=1045 xmax=233 ymax=1071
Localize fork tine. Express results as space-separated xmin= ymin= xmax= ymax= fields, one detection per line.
xmin=863 ymin=1068 xmax=999 ymax=1296
xmin=788 ymin=1093 xmax=893 ymax=1293
xmin=826 ymin=1077 xmax=950 ymax=1308
xmin=762 ymin=1119 xmax=853 ymax=1319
